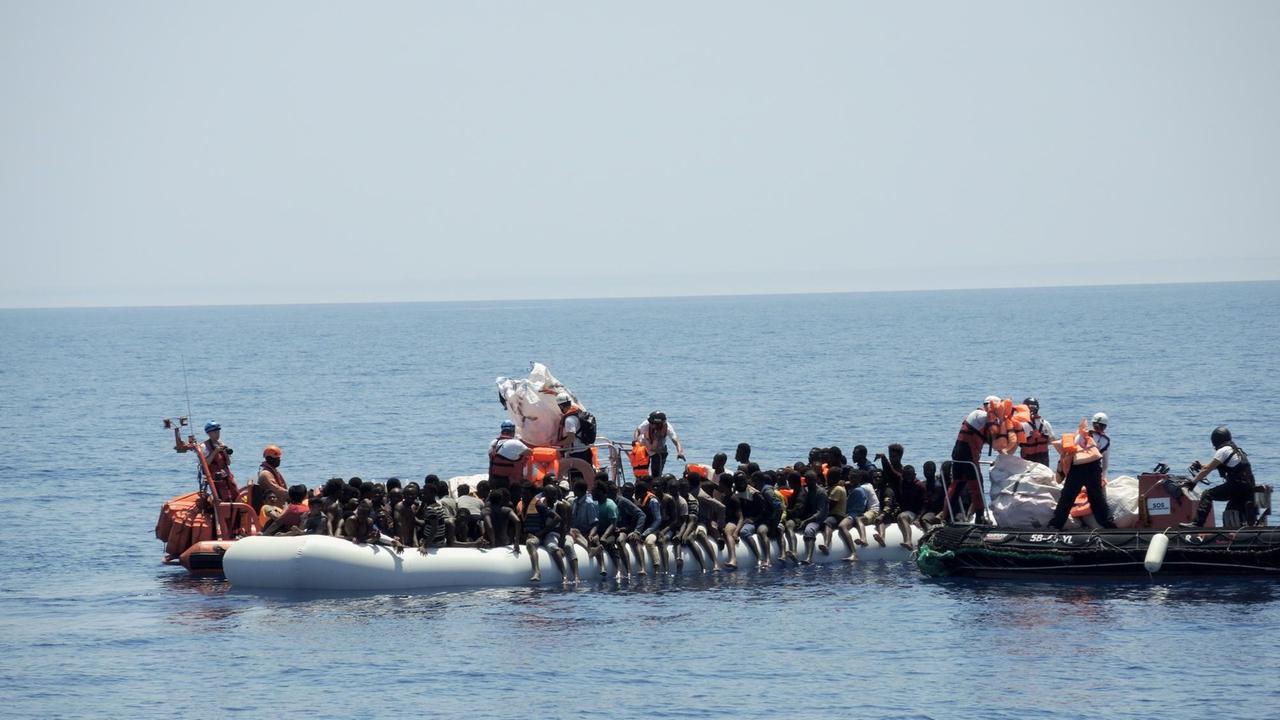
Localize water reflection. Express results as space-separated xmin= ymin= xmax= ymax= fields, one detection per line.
xmin=928 ymin=576 xmax=1279 ymax=608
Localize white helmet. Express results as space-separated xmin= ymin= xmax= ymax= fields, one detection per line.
xmin=1092 ymin=412 xmax=1109 ymax=427
xmin=983 ymin=395 xmax=1001 ymax=408
xmin=555 ymin=392 xmax=571 ymax=405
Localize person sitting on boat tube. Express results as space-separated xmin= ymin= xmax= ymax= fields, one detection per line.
xmin=634 ymin=411 xmax=686 ymax=479
xmin=518 ymin=481 xmax=567 ymax=582
xmin=174 ymin=420 xmax=238 ymax=502
xmin=488 ymin=421 xmax=530 ymax=492
xmin=262 ymin=484 xmax=309 ymax=535
xmin=1181 ymin=426 xmax=1258 ymax=528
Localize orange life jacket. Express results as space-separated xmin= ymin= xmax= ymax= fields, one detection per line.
xmin=527 ymin=447 xmax=560 ymax=487
xmin=489 ymin=437 xmax=529 ymax=483
xmin=1019 ymin=414 xmax=1051 ymax=458
xmin=1057 ymin=421 xmax=1097 ymax=479
xmin=686 ymin=463 xmax=710 ymax=479
xmin=629 ymin=444 xmax=651 ymax=479
xmin=957 ymin=414 xmax=993 ymax=457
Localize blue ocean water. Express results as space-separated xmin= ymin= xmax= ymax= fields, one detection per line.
xmin=1 ymin=282 xmax=1278 ymax=719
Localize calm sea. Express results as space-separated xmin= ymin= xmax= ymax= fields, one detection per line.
xmin=2 ymin=282 xmax=1278 ymax=719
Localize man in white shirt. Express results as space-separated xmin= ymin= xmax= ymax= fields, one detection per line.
xmin=1183 ymin=425 xmax=1259 ymax=528
xmin=1089 ymin=412 xmax=1111 ymax=483
xmin=488 ymin=420 xmax=530 ymax=491
xmin=1018 ymin=397 xmax=1055 ymax=467
xmin=633 ymin=410 xmax=686 ymax=478
xmin=557 ymin=393 xmax=594 ymax=469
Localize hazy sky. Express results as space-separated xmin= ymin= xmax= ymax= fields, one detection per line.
xmin=2 ymin=1 xmax=1277 ymax=308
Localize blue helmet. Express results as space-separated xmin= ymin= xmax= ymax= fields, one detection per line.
xmin=204 ymin=421 xmax=221 ymax=433
xmin=500 ymin=420 xmax=516 ymax=433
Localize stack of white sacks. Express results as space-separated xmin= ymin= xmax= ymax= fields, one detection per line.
xmin=987 ymin=454 xmax=1140 ymax=529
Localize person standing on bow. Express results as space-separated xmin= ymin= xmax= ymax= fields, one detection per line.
xmin=1018 ymin=398 xmax=1055 ymax=467
xmin=633 ymin=410 xmax=686 ymax=479
xmin=175 ymin=420 xmax=237 ymax=501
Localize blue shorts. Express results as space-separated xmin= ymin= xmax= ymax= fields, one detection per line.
xmin=739 ymin=522 xmax=757 ymax=537
xmin=542 ymin=532 xmax=561 ymax=549
xmin=803 ymin=521 xmax=822 ymax=539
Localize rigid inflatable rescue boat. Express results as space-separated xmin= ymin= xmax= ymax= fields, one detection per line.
xmin=224 ymin=529 xmax=914 ymax=591
xmin=916 ymin=524 xmax=1280 ymax=578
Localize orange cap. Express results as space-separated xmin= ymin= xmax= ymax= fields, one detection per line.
xmin=263 ymin=445 xmax=283 ymax=459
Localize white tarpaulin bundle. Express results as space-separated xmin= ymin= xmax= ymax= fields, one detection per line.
xmin=1105 ymin=475 xmax=1141 ymax=528
xmin=987 ymin=453 xmax=1141 ymax=529
xmin=988 ymin=453 xmax=1064 ymax=528
xmin=494 ymin=363 xmax=583 ymax=448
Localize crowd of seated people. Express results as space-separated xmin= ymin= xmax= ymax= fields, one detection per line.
xmin=256 ymin=441 xmax=975 ymax=584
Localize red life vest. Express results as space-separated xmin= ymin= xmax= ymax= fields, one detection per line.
xmin=276 ymin=502 xmax=308 ymax=529
xmin=956 ymin=415 xmax=992 ymax=458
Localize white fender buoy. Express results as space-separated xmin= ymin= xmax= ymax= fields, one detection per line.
xmin=1144 ymin=532 xmax=1170 ymax=573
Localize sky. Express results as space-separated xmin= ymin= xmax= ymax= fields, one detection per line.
xmin=1 ymin=1 xmax=1278 ymax=308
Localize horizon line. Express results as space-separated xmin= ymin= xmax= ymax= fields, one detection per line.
xmin=1 ymin=277 xmax=1274 ymax=312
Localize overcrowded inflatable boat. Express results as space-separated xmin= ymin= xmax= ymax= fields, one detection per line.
xmin=223 ymin=529 xmax=913 ymax=591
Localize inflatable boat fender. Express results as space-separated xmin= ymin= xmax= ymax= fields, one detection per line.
xmin=1144 ymin=532 xmax=1170 ymax=573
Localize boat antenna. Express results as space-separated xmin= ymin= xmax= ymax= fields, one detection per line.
xmin=181 ymin=354 xmax=194 ymax=432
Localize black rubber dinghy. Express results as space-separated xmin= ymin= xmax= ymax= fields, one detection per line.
xmin=916 ymin=524 xmax=1280 ymax=578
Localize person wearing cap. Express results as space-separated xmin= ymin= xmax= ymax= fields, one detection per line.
xmin=940 ymin=396 xmax=1009 ymax=523
xmin=174 ymin=420 xmax=237 ymax=501
xmin=556 ymin=393 xmax=595 ymax=471
xmin=1089 ymin=412 xmax=1111 ymax=483
xmin=1048 ymin=421 xmax=1116 ymax=530
xmin=633 ymin=411 xmax=686 ymax=479
xmin=1018 ymin=398 xmax=1055 ymax=467
xmin=251 ymin=444 xmax=288 ymax=512
xmin=488 ymin=420 xmax=530 ymax=492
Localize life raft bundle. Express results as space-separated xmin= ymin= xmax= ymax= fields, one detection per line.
xmin=916 ymin=524 xmax=1280 ymax=578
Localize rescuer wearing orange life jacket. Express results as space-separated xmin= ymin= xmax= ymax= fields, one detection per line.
xmin=488 ymin=420 xmax=530 ymax=491
xmin=941 ymin=397 xmax=1015 ymax=523
xmin=175 ymin=420 xmax=238 ymax=501
xmin=1018 ymin=398 xmax=1055 ymax=467
xmin=252 ymin=445 xmax=287 ymax=512
xmin=1048 ymin=421 xmax=1116 ymax=530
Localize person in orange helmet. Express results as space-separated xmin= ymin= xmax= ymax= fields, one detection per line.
xmin=252 ymin=445 xmax=288 ymax=512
